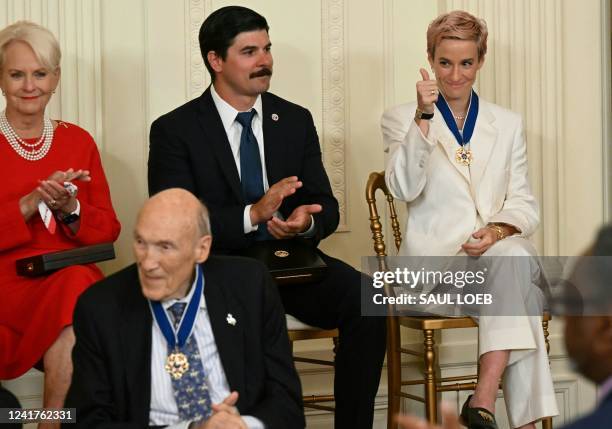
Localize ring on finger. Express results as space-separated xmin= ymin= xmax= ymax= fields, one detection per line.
xmin=48 ymin=199 xmax=57 ymax=207
xmin=430 ymin=89 xmax=437 ymax=95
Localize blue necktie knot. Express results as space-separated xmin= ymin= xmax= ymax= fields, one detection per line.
xmin=236 ymin=109 xmax=256 ymax=128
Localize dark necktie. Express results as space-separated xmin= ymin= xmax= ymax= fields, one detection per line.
xmin=236 ymin=110 xmax=273 ymax=240
xmin=167 ymin=302 xmax=212 ymax=422
xmin=236 ymin=110 xmax=264 ymax=204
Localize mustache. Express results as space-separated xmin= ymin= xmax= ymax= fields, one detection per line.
xmin=250 ymin=68 xmax=272 ymax=79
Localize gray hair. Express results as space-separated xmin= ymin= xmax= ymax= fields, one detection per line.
xmin=196 ymin=200 xmax=211 ymax=237
xmin=0 ymin=21 xmax=61 ymax=71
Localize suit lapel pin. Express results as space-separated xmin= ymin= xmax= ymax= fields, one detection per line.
xmin=226 ymin=313 xmax=237 ymax=326
xmin=271 ymin=113 xmax=279 ymax=121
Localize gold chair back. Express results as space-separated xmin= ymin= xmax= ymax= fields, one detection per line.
xmin=365 ymin=171 xmax=402 ymax=258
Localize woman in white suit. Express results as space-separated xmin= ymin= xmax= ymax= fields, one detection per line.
xmin=382 ymin=11 xmax=558 ymax=429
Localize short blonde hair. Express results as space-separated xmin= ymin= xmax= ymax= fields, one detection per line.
xmin=0 ymin=21 xmax=61 ymax=71
xmin=426 ymin=10 xmax=488 ymax=61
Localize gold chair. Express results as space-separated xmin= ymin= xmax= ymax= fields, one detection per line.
xmin=286 ymin=316 xmax=338 ymax=412
xmin=365 ymin=171 xmax=553 ymax=429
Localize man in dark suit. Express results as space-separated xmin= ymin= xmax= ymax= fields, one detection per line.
xmin=148 ymin=6 xmax=385 ymax=429
xmin=65 ymin=189 xmax=304 ymax=429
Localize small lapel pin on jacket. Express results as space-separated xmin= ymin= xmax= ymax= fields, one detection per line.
xmin=271 ymin=113 xmax=279 ymax=121
xmin=226 ymin=313 xmax=237 ymax=326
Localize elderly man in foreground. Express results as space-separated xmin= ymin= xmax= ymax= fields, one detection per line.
xmin=65 ymin=188 xmax=305 ymax=429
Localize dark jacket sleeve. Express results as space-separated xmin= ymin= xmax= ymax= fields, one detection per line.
xmin=65 ymin=295 xmax=142 ymax=429
xmin=148 ymin=116 xmax=198 ymax=196
xmin=291 ymin=108 xmax=339 ymax=243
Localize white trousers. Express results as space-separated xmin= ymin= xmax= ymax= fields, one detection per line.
xmin=478 ymin=237 xmax=558 ymax=427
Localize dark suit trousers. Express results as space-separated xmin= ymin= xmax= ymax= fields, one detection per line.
xmin=278 ymin=253 xmax=386 ymax=429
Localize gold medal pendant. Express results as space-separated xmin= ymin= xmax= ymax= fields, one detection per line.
xmin=455 ymin=146 xmax=472 ymax=166
xmin=165 ymin=351 xmax=190 ymax=379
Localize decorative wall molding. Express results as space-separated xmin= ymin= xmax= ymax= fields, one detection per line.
xmin=603 ymin=0 xmax=612 ymax=222
xmin=0 ymin=0 xmax=103 ymax=144
xmin=185 ymin=0 xmax=211 ymax=100
xmin=442 ymin=0 xmax=564 ymax=255
xmin=321 ymin=0 xmax=348 ymax=231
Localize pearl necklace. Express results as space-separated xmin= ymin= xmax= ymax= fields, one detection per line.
xmin=0 ymin=110 xmax=54 ymax=161
xmin=454 ymin=113 xmax=466 ymax=120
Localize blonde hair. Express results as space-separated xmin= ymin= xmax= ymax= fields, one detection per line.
xmin=0 ymin=21 xmax=61 ymax=71
xmin=426 ymin=10 xmax=488 ymax=61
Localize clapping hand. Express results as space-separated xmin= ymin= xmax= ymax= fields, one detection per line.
xmin=47 ymin=168 xmax=91 ymax=183
xmin=19 ymin=168 xmax=90 ymax=220
xmin=250 ymin=176 xmax=302 ymax=226
xmin=37 ymin=168 xmax=90 ymax=214
xmin=267 ymin=204 xmax=322 ymax=239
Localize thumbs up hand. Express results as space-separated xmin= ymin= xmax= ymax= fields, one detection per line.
xmin=416 ymin=68 xmax=439 ymax=114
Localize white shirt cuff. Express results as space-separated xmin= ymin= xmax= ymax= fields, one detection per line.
xmin=165 ymin=416 xmax=264 ymax=429
xmin=296 ymin=215 xmax=316 ymax=238
xmin=74 ymin=199 xmax=81 ymax=215
xmin=244 ymin=209 xmax=314 ymax=238
xmin=164 ymin=421 xmax=190 ymax=429
xmin=244 ymin=204 xmax=259 ymax=234
xmin=242 ymin=415 xmax=265 ymax=429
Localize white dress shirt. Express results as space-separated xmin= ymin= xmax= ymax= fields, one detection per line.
xmin=149 ymin=270 xmax=264 ymax=429
xmin=210 ymin=85 xmax=315 ymax=237
xmin=210 ymin=85 xmax=268 ymax=234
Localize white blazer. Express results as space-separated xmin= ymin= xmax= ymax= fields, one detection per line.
xmin=382 ymin=99 xmax=539 ymax=256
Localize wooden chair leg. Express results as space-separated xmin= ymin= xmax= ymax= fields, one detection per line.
xmin=542 ymin=416 xmax=553 ymax=429
xmin=387 ymin=319 xmax=401 ymax=429
xmin=541 ymin=318 xmax=553 ymax=428
xmin=423 ymin=329 xmax=438 ymax=424
xmin=542 ymin=318 xmax=550 ymax=355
